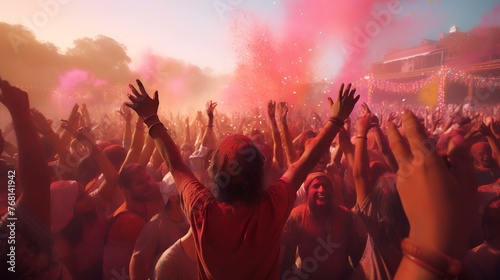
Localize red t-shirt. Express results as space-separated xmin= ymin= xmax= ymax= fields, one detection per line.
xmin=180 ymin=176 xmax=297 ymax=280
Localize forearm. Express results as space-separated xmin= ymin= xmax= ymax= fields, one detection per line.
xmin=279 ymin=120 xmax=297 ymax=165
xmin=353 ymin=136 xmax=371 ymax=206
xmin=149 ymin=123 xmax=195 ymax=189
xmin=270 ymin=120 xmax=284 ymax=169
xmin=201 ymin=117 xmax=215 ymax=149
xmin=123 ymin=121 xmax=132 ymax=150
xmin=121 ymin=122 xmax=145 ymax=170
xmin=138 ymin=136 xmax=156 ymax=167
xmin=12 ymin=111 xmax=51 ymax=226
xmin=95 ymin=150 xmax=120 ymax=201
xmin=284 ymin=121 xmax=341 ymax=189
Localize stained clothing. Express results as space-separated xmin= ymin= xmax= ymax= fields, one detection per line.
xmin=282 ymin=204 xmax=367 ymax=280
xmin=180 ymin=177 xmax=297 ymax=280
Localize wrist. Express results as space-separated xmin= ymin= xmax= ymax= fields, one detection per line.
xmin=148 ymin=122 xmax=165 ymax=138
xmin=143 ymin=115 xmax=160 ymax=127
xmin=328 ymin=116 xmax=344 ymax=127
xmin=401 ymin=238 xmax=462 ymax=279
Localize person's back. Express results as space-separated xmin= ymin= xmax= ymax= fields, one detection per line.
xmin=185 ymin=173 xmax=296 ymax=279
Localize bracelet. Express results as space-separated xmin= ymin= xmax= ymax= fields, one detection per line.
xmin=148 ymin=122 xmax=165 ymax=137
xmin=401 ymin=238 xmax=462 ymax=279
xmin=328 ymin=116 xmax=345 ymax=127
xmin=356 ymin=136 xmax=368 ymax=140
xmin=207 ymin=124 xmax=214 ymax=128
xmin=42 ymin=130 xmax=55 ymax=136
xmin=143 ymin=114 xmax=158 ymax=123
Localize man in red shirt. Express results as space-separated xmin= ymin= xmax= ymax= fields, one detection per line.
xmin=125 ymin=80 xmax=359 ymax=279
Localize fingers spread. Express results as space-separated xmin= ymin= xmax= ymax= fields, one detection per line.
xmin=153 ymin=91 xmax=159 ymax=102
xmin=124 ymin=102 xmax=137 ymax=109
xmin=129 ymin=84 xmax=141 ymax=98
xmin=128 ymin=93 xmax=138 ymax=103
xmin=136 ymin=79 xmax=148 ymax=96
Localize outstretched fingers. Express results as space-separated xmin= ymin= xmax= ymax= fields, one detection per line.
xmin=129 ymin=83 xmax=142 ymax=98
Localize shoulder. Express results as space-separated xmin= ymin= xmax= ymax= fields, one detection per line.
xmin=108 ymin=211 xmax=147 ymax=242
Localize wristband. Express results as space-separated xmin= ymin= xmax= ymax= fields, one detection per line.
xmin=356 ymin=136 xmax=368 ymax=140
xmin=143 ymin=114 xmax=158 ymax=123
xmin=148 ymin=122 xmax=165 ymax=137
xmin=401 ymin=238 xmax=462 ymax=279
xmin=328 ymin=116 xmax=345 ymax=127
xmin=42 ymin=130 xmax=55 ymax=136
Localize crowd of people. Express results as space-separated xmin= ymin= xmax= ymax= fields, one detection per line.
xmin=0 ymin=76 xmax=499 ymax=279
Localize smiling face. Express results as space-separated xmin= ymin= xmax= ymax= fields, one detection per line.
xmin=307 ymin=177 xmax=333 ymax=208
xmin=471 ymin=143 xmax=494 ymax=169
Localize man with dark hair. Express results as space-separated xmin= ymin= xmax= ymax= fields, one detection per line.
xmin=125 ymin=79 xmax=359 ymax=279
xmin=102 ymin=163 xmax=160 ymax=280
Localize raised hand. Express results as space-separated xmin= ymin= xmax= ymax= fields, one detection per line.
xmin=277 ymin=101 xmax=288 ymax=122
xmin=387 ymin=112 xmax=399 ymax=124
xmin=267 ymin=100 xmax=276 ymax=119
xmin=327 ymin=83 xmax=360 ymax=121
xmin=126 ymin=79 xmax=159 ymax=119
xmin=207 ymin=100 xmax=217 ymax=119
xmin=387 ymin=109 xmax=476 ymax=259
xmin=478 ymin=121 xmax=494 ymax=137
xmin=30 ymin=108 xmax=54 ymax=135
xmin=0 ymin=79 xmax=30 ymax=115
xmin=117 ymin=103 xmax=132 ymax=123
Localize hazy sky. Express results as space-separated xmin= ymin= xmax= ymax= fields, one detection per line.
xmin=1 ymin=0 xmax=499 ymax=75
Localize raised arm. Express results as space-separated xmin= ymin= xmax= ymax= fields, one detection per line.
xmin=118 ymin=103 xmax=133 ymax=150
xmin=353 ymin=106 xmax=375 ymax=206
xmin=278 ymin=102 xmax=297 ymax=166
xmin=282 ymin=83 xmax=359 ymax=190
xmin=0 ymin=79 xmax=51 ymax=226
xmin=388 ymin=110 xmax=477 ymax=280
xmin=125 ymin=80 xmax=195 ymax=191
xmin=201 ymin=100 xmax=217 ymax=149
xmin=119 ymin=118 xmax=146 ymax=171
xmin=268 ymin=100 xmax=284 ymax=169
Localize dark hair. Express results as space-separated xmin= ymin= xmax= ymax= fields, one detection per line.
xmin=208 ymin=134 xmax=264 ymax=204
xmin=102 ymin=144 xmax=126 ymax=170
xmin=118 ymin=164 xmax=146 ymax=190
xmin=76 ymin=156 xmax=100 ymax=186
xmin=371 ymin=172 xmax=409 ymax=244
